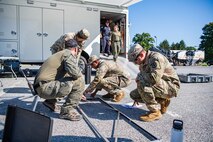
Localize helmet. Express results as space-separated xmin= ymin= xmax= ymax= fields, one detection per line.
xmin=128 ymin=44 xmax=143 ymax=62
xmin=77 ymin=28 xmax=90 ymax=39
xmin=88 ymin=55 xmax=99 ymax=64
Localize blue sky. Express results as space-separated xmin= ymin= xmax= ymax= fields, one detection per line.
xmin=129 ymin=0 xmax=213 ymax=47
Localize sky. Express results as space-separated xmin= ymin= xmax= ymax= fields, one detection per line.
xmin=129 ymin=0 xmax=213 ymax=47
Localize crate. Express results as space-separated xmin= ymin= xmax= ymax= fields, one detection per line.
xmin=0 ymin=57 xmax=20 ymax=73
xmin=178 ymin=73 xmax=213 ymax=83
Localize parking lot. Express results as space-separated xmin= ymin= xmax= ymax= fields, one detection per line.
xmin=0 ymin=56 xmax=213 ymax=142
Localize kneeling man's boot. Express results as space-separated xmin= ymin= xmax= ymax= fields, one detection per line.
xmin=112 ymin=90 xmax=125 ymax=102
xmin=140 ymin=110 xmax=162 ymax=122
xmin=156 ymin=98 xmax=171 ymax=114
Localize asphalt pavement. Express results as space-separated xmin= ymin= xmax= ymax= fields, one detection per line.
xmin=0 ymin=55 xmax=213 ymax=142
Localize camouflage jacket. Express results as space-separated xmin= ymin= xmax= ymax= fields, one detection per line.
xmin=86 ymin=60 xmax=130 ymax=92
xmin=34 ymin=49 xmax=82 ymax=84
xmin=137 ymin=50 xmax=180 ymax=87
xmin=50 ymin=32 xmax=84 ymax=54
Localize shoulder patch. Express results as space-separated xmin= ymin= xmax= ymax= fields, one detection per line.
xmin=149 ymin=59 xmax=161 ymax=69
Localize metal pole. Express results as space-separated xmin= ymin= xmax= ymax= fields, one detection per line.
xmin=114 ymin=111 xmax=120 ymax=142
xmin=97 ymin=97 xmax=159 ymax=141
xmin=77 ymin=106 xmax=110 ymax=142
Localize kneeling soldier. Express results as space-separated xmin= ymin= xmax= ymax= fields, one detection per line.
xmin=34 ymin=39 xmax=84 ymax=121
xmin=84 ymin=55 xmax=131 ymax=102
xmin=128 ymin=44 xmax=180 ymax=122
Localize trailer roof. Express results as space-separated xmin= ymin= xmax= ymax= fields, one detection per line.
xmin=56 ymin=0 xmax=142 ymax=7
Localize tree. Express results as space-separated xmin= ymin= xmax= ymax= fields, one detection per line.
xmin=159 ymin=40 xmax=170 ymax=50
xmin=132 ymin=33 xmax=155 ymax=50
xmin=179 ymin=40 xmax=186 ymax=50
xmin=199 ymin=22 xmax=213 ymax=61
xmin=185 ymin=46 xmax=196 ymax=51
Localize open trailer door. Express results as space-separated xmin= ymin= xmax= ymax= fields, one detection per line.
xmin=100 ymin=11 xmax=127 ymax=55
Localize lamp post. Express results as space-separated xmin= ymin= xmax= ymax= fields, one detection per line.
xmin=154 ymin=36 xmax=157 ymax=47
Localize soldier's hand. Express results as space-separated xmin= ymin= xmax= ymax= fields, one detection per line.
xmin=132 ymin=101 xmax=139 ymax=107
xmin=81 ymin=95 xmax=87 ymax=101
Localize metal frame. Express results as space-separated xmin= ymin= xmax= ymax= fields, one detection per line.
xmin=77 ymin=97 xmax=160 ymax=142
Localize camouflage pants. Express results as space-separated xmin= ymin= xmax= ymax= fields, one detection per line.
xmin=36 ymin=76 xmax=85 ymax=112
xmin=96 ymin=75 xmax=131 ymax=95
xmin=111 ymin=41 xmax=121 ymax=59
xmin=130 ymin=79 xmax=179 ymax=112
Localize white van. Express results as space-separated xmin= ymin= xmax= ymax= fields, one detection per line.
xmin=0 ymin=0 xmax=141 ymax=72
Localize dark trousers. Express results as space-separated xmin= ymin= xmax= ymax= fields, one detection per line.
xmin=102 ymin=36 xmax=110 ymax=54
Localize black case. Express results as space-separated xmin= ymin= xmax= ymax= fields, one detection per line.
xmin=2 ymin=105 xmax=53 ymax=142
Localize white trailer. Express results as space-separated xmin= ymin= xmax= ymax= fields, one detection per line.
xmin=0 ymin=0 xmax=141 ymax=70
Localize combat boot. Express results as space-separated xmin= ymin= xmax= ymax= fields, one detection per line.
xmin=43 ymin=99 xmax=61 ymax=112
xmin=140 ymin=110 xmax=162 ymax=122
xmin=59 ymin=109 xmax=82 ymax=121
xmin=112 ymin=90 xmax=125 ymax=102
xmin=156 ymin=98 xmax=171 ymax=114
xmin=102 ymin=93 xmax=114 ymax=100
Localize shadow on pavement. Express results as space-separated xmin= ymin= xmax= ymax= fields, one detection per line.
xmin=3 ymin=87 xmax=32 ymax=94
xmin=52 ymin=135 xmax=133 ymax=142
xmin=79 ymin=99 xmax=148 ymax=121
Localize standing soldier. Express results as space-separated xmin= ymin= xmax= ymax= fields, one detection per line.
xmin=110 ymin=25 xmax=122 ymax=61
xmin=128 ymin=44 xmax=180 ymax=122
xmin=101 ymin=20 xmax=111 ymax=57
xmin=83 ymin=55 xmax=131 ymax=102
xmin=34 ymin=39 xmax=84 ymax=121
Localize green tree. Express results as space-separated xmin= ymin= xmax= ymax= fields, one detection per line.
xmin=186 ymin=46 xmax=196 ymax=51
xmin=179 ymin=40 xmax=186 ymax=50
xmin=199 ymin=22 xmax=213 ymax=61
xmin=132 ymin=33 xmax=155 ymax=50
xmin=159 ymin=40 xmax=170 ymax=50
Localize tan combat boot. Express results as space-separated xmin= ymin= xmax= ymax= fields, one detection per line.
xmin=156 ymin=98 xmax=171 ymax=114
xmin=112 ymin=90 xmax=125 ymax=102
xmin=140 ymin=110 xmax=162 ymax=122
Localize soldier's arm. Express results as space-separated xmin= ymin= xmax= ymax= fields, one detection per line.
xmin=85 ymin=63 xmax=107 ymax=92
xmin=146 ymin=56 xmax=165 ymax=85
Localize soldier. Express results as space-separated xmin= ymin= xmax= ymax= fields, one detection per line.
xmin=83 ymin=55 xmax=131 ymax=102
xmin=44 ymin=29 xmax=89 ymax=111
xmin=101 ymin=20 xmax=111 ymax=57
xmin=34 ymin=39 xmax=85 ymax=121
xmin=110 ymin=25 xmax=122 ymax=61
xmin=50 ymin=28 xmax=90 ymax=55
xmin=128 ymin=44 xmax=180 ymax=122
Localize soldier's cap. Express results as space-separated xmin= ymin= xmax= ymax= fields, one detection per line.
xmin=65 ymin=39 xmax=79 ymax=48
xmin=77 ymin=28 xmax=90 ymax=40
xmin=88 ymin=55 xmax=99 ymax=64
xmin=128 ymin=44 xmax=144 ymax=62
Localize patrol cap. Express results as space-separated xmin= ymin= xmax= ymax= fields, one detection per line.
xmin=128 ymin=44 xmax=143 ymax=62
xmin=88 ymin=55 xmax=99 ymax=64
xmin=65 ymin=39 xmax=78 ymax=48
xmin=77 ymin=28 xmax=90 ymax=40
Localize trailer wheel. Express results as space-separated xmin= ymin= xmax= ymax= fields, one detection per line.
xmin=23 ymin=68 xmax=33 ymax=77
xmin=78 ymin=56 xmax=87 ymax=74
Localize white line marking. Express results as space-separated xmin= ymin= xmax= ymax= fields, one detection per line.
xmin=166 ymin=110 xmax=182 ymax=118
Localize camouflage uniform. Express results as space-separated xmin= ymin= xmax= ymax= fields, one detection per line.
xmin=34 ymin=49 xmax=85 ymax=113
xmin=50 ymin=29 xmax=90 ymax=61
xmin=111 ymin=31 xmax=122 ymax=60
xmin=130 ymin=50 xmax=180 ymax=112
xmin=50 ymin=32 xmax=84 ymax=53
xmin=85 ymin=60 xmax=131 ymax=95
